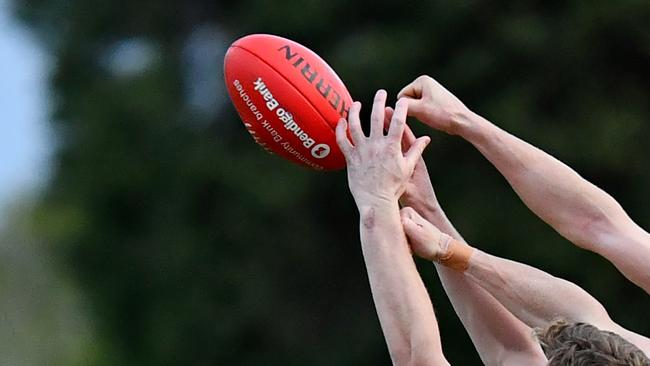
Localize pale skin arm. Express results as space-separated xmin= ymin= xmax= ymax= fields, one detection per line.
xmin=395 ymin=122 xmax=546 ymax=366
xmin=360 ymin=202 xmax=449 ymax=366
xmin=398 ymin=75 xmax=650 ymax=293
xmin=407 ymin=210 xmax=547 ymax=366
xmin=465 ymin=249 xmax=650 ymax=356
xmin=337 ymin=90 xmax=449 ymax=365
xmin=401 ymin=209 xmax=650 ymax=357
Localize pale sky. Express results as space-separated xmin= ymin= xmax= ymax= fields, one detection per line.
xmin=0 ymin=0 xmax=51 ymax=222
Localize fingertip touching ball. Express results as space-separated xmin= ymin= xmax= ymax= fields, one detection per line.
xmin=224 ymin=34 xmax=352 ymax=170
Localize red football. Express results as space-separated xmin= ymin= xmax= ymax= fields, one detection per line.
xmin=224 ymin=34 xmax=353 ymax=170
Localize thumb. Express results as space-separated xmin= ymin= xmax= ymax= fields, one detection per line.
xmin=402 ymin=98 xmax=427 ymax=119
xmin=404 ymin=136 xmax=431 ymax=172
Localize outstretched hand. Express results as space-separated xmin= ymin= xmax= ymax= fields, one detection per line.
xmin=400 ymin=207 xmax=447 ymax=261
xmin=336 ymin=90 xmax=431 ymax=211
xmin=397 ymin=75 xmax=471 ymax=135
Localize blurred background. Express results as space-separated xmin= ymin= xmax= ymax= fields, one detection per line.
xmin=1 ymin=0 xmax=648 ymax=364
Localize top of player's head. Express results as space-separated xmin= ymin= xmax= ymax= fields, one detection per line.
xmin=535 ymin=319 xmax=650 ymax=366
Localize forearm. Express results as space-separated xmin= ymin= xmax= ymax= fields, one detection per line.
xmin=420 ymin=208 xmax=545 ymax=365
xmin=359 ymin=202 xmax=448 ymax=365
xmin=456 ymin=112 xmax=650 ymax=292
xmin=462 ymin=249 xmax=650 ymax=356
xmin=457 ymin=112 xmax=641 ymax=250
xmin=415 ymin=205 xmax=461 ymax=240
xmin=465 ymin=249 xmax=610 ymax=329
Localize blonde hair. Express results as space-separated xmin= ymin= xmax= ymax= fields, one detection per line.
xmin=535 ymin=320 xmax=650 ymax=366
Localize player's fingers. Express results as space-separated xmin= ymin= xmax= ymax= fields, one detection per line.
xmin=335 ymin=118 xmax=353 ymax=158
xmin=397 ymin=75 xmax=427 ymax=100
xmin=401 ymin=123 xmax=417 ymax=152
xmin=405 ymin=136 xmax=431 ymax=172
xmin=401 ymin=217 xmax=416 ymax=237
xmin=406 ymin=206 xmax=427 ymax=225
xmin=387 ymin=98 xmax=408 ymax=141
xmin=400 ymin=210 xmax=423 ymax=242
xmin=347 ymin=101 xmax=365 ymax=144
xmin=400 ymin=206 xmax=416 ymax=221
xmin=370 ymin=90 xmax=387 ymax=139
xmin=396 ymin=81 xmax=419 ymax=100
xmin=383 ymin=106 xmax=394 ymax=133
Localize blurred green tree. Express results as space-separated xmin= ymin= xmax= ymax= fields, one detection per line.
xmin=15 ymin=0 xmax=650 ymax=364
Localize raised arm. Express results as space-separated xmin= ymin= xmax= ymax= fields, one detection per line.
xmin=398 ymin=75 xmax=650 ymax=293
xmin=400 ymin=208 xmax=650 ymax=357
xmin=336 ymin=90 xmax=449 ymax=365
xmin=397 ymin=123 xmax=546 ymax=366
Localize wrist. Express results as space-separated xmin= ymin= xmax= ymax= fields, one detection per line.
xmin=434 ymin=235 xmax=475 ymax=272
xmin=452 ymin=109 xmax=489 ymax=142
xmin=358 ymin=199 xmax=400 ymax=219
xmin=358 ymin=199 xmax=400 ymax=236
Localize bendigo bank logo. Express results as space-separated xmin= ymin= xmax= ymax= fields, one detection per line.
xmin=252 ymin=77 xmax=331 ymax=160
xmin=277 ymin=44 xmax=349 ymax=119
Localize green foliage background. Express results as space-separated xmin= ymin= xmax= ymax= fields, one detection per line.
xmin=12 ymin=0 xmax=650 ymax=364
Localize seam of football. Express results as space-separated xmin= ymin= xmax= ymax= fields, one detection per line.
xmin=228 ymin=44 xmax=339 ymax=136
